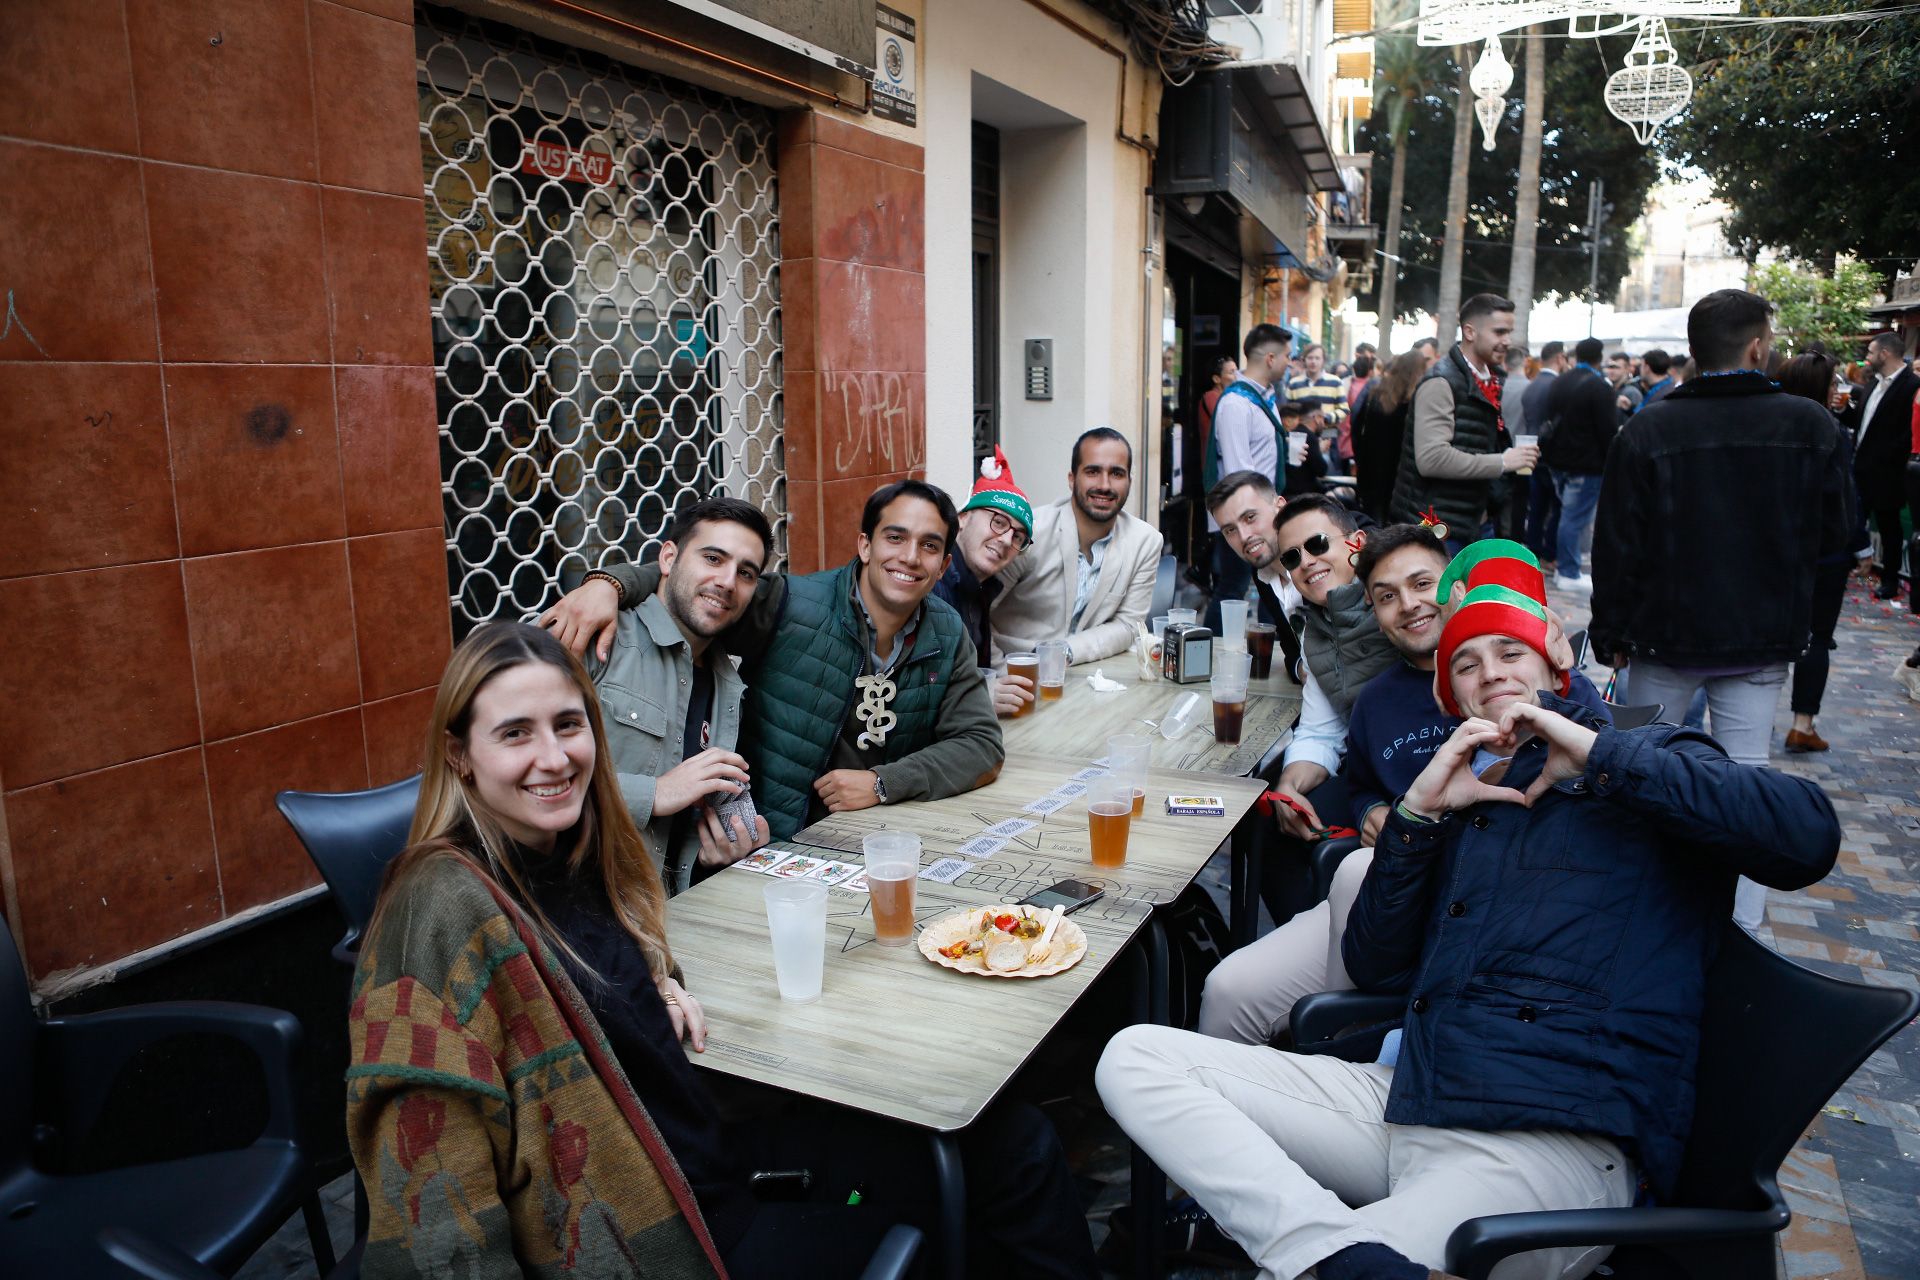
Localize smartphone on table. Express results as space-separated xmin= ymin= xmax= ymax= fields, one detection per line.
xmin=1018 ymin=878 xmax=1106 ymax=914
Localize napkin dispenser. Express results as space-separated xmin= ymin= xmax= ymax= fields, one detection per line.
xmin=1161 ymin=622 xmax=1213 ymax=684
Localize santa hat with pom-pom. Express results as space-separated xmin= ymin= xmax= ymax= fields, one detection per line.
xmin=960 ymin=445 xmax=1033 ymax=536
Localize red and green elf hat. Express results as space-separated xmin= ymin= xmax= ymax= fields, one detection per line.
xmin=1433 ymin=583 xmax=1574 ymax=716
xmin=1434 ymin=538 xmax=1546 ymax=611
xmin=960 ymin=445 xmax=1033 ymax=536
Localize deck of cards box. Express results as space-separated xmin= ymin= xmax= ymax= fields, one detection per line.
xmin=1165 ymin=794 xmax=1227 ymax=816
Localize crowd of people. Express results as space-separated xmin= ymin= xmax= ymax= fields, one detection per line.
xmin=342 ymin=285 xmax=1910 ymax=1278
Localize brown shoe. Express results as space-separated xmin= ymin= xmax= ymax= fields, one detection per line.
xmin=1784 ymin=728 xmax=1829 ymax=753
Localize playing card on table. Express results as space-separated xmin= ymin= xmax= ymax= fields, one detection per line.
xmin=1072 ymin=766 xmax=1108 ymax=782
xmin=982 ymin=817 xmax=1036 ymax=839
xmin=955 ymin=833 xmax=1008 ymax=858
xmin=736 ymin=847 xmax=789 ymax=874
xmin=843 ymin=871 xmax=871 ymax=892
xmin=919 ymin=857 xmax=968 ymax=884
xmin=1052 ymin=779 xmax=1089 ymax=800
xmin=770 ymin=853 xmax=827 ymax=879
xmin=803 ymin=859 xmax=862 ymax=886
xmin=1024 ymin=794 xmax=1070 ymax=816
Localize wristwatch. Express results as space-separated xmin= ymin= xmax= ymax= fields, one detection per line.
xmin=872 ymin=775 xmax=889 ymax=804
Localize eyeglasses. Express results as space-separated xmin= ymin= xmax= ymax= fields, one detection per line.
xmin=986 ymin=510 xmax=1029 ymax=550
xmin=1277 ymin=532 xmax=1333 ymax=572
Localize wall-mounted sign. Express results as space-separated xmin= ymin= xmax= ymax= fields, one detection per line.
xmin=520 ymin=139 xmax=614 ymax=186
xmin=874 ymin=5 xmax=917 ymax=127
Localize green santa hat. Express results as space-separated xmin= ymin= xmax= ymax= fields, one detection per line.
xmin=960 ymin=446 xmax=1033 ymax=536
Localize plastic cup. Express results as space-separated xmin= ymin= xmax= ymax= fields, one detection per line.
xmin=1515 ymin=432 xmax=1539 ymax=477
xmin=1087 ymin=776 xmax=1133 ymax=868
xmin=763 ymin=879 xmax=828 ymax=1003
xmin=1108 ymin=734 xmax=1152 ymax=817
xmin=1168 ymin=608 xmax=1198 ymax=627
xmin=1151 ymin=615 xmax=1170 ymax=642
xmin=1212 ymin=650 xmax=1252 ymax=745
xmin=1246 ymin=622 xmax=1278 ymax=680
xmin=1038 ymin=640 xmax=1069 ymax=702
xmin=1005 ymin=652 xmax=1039 ymax=719
xmin=1160 ymin=691 xmax=1204 ymax=740
xmin=1220 ymin=599 xmax=1249 ymax=650
xmin=863 ymin=832 xmax=921 ymax=947
xmin=1287 ymin=431 xmax=1310 ymax=467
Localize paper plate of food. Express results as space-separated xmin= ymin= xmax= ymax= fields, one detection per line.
xmin=918 ymin=904 xmax=1089 ymax=979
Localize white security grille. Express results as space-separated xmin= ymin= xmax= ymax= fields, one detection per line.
xmin=417 ymin=6 xmax=784 ymax=636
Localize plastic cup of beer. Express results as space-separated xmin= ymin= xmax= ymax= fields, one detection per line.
xmin=1005 ymin=651 xmax=1039 ymax=719
xmin=1515 ymin=433 xmax=1539 ymax=477
xmin=1219 ymin=599 xmax=1249 ymax=650
xmin=763 ymin=879 xmax=828 ymax=1003
xmin=1087 ymin=776 xmax=1133 ymax=869
xmin=862 ymin=832 xmax=921 ymax=947
xmin=1038 ymin=641 xmax=1070 ymax=702
xmin=1107 ymin=734 xmax=1153 ymax=817
xmin=1168 ymin=608 xmax=1198 ymax=627
xmin=1212 ymin=649 xmax=1252 ymax=745
xmin=1245 ymin=622 xmax=1278 ymax=680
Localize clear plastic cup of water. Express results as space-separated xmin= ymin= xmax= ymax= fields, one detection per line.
xmin=1219 ymin=599 xmax=1249 ymax=649
xmin=763 ymin=879 xmax=828 ymax=1002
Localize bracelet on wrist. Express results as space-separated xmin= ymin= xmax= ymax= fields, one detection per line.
xmin=584 ymin=570 xmax=625 ymax=606
xmin=1395 ymin=799 xmax=1441 ymax=825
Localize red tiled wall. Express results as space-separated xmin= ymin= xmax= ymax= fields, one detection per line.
xmin=0 ymin=0 xmax=444 ymax=982
xmin=778 ymin=113 xmax=927 ymax=572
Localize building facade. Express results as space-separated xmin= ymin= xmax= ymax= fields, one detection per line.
xmin=0 ymin=0 xmax=1359 ymax=991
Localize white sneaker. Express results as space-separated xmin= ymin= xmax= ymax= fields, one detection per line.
xmin=1555 ymin=573 xmax=1594 ymax=597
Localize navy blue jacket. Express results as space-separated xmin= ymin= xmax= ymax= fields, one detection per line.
xmin=1343 ymin=664 xmax=1610 ymax=827
xmin=1342 ymin=694 xmax=1839 ymax=1198
xmin=932 ymin=555 xmax=1002 ymax=668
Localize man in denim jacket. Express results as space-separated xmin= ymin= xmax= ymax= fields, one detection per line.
xmin=1099 ymin=576 xmax=1839 ymax=1280
xmin=562 ymin=498 xmax=773 ymax=894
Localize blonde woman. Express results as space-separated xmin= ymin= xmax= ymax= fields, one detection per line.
xmin=349 ymin=622 xmax=1096 ymax=1277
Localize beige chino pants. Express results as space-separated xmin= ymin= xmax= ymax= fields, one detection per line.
xmin=1095 ymin=1027 xmax=1636 ymax=1280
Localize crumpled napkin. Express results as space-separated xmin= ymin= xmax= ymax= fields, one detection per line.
xmin=1087 ymin=669 xmax=1128 ymax=693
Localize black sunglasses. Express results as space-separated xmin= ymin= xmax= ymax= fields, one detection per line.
xmin=1278 ymin=532 xmax=1333 ymax=572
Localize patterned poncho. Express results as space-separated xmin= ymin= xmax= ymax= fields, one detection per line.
xmin=347 ymin=855 xmax=725 ymax=1278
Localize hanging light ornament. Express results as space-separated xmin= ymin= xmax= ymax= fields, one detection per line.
xmin=1468 ymin=35 xmax=1514 ymax=151
xmin=1603 ymin=16 xmax=1694 ymax=144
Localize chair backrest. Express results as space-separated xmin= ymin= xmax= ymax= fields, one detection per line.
xmin=1606 ymin=701 xmax=1664 ymax=730
xmin=276 ymin=775 xmax=423 ymax=948
xmin=0 ymin=915 xmax=39 ymax=1169
xmin=1674 ymin=920 xmax=1918 ymax=1208
xmin=1150 ymin=553 xmax=1177 ymax=620
xmin=1566 ymin=627 xmax=1591 ymax=669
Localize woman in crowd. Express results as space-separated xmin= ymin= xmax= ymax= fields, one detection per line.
xmin=346 ymin=621 xmax=1097 ymax=1278
xmin=1778 ymin=352 xmax=1873 ymax=751
xmin=1352 ymin=350 xmax=1426 ymax=521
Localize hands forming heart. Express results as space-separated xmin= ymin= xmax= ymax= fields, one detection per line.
xmin=1401 ymin=702 xmax=1599 ymax=819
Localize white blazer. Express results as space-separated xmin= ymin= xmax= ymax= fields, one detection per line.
xmin=991 ymin=499 xmax=1164 ymax=665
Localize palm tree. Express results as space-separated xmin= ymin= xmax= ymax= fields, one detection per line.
xmin=1373 ymin=16 xmax=1442 ymax=355
xmin=1434 ymin=51 xmax=1473 ymax=348
xmin=1506 ymin=25 xmax=1547 ymax=349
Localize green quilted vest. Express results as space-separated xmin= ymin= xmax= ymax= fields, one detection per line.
xmin=1389 ymin=345 xmax=1503 ymax=537
xmin=1299 ymin=581 xmax=1398 ymax=717
xmin=743 ymin=561 xmax=970 ymax=840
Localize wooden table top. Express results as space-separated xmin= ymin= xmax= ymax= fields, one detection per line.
xmin=997 ymin=650 xmax=1302 ymax=777
xmin=665 ymin=759 xmax=1265 ymax=1131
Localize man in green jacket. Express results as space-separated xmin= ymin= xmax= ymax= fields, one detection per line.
xmin=572 ymin=497 xmax=773 ymax=895
xmin=543 ymin=480 xmax=1004 ymax=842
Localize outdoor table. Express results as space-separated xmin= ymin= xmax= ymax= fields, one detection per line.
xmin=999 ymin=651 xmax=1302 ymax=947
xmin=665 ymin=756 xmax=1264 ymax=1280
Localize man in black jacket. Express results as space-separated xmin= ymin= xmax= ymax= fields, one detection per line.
xmin=1839 ymin=331 xmax=1918 ymax=601
xmin=1590 ymin=288 xmax=1851 ymax=931
xmin=1538 ymin=337 xmax=1616 ymax=595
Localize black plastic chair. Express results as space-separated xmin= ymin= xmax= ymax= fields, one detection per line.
xmin=1607 ymin=702 xmax=1666 ymax=730
xmin=1296 ymin=921 xmax=1919 ymax=1279
xmin=276 ymin=775 xmax=422 ymax=965
xmin=1309 ymin=835 xmax=1365 ymax=905
xmin=0 ymin=917 xmax=332 ymax=1278
xmin=102 ymin=1221 xmax=920 ymax=1280
xmin=1149 ymin=552 xmax=1177 ymax=620
xmin=1566 ymin=627 xmax=1591 ymax=669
